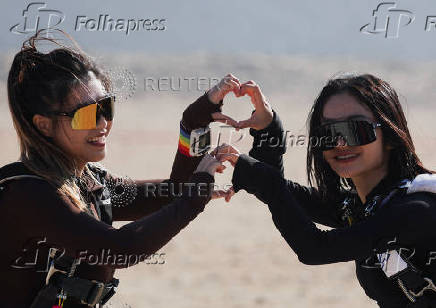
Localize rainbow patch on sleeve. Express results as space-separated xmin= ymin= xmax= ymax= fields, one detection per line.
xmin=178 ymin=123 xmax=191 ymax=157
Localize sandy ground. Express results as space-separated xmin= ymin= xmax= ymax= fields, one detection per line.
xmin=1 ymin=53 xmax=435 ymax=308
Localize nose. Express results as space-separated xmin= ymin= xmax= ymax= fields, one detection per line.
xmin=96 ymin=114 xmax=108 ymax=130
xmin=335 ymin=135 xmax=347 ymax=147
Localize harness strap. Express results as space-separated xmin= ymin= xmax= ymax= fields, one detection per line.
xmin=0 ymin=174 xmax=46 ymax=189
xmin=377 ymin=182 xmax=436 ymax=304
xmin=0 ymin=172 xmax=118 ymax=306
xmin=50 ymin=271 xmax=119 ymax=306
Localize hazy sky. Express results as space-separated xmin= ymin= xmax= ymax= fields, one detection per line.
xmin=2 ymin=0 xmax=436 ymax=60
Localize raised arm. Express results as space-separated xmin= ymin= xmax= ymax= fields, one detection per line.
xmin=219 ymin=79 xmax=345 ymax=228
xmin=112 ymin=75 xmax=241 ymax=221
xmin=230 ymin=154 xmax=432 ymax=265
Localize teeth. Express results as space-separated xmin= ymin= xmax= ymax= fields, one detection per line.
xmin=336 ymin=154 xmax=358 ymax=160
xmin=87 ymin=136 xmax=105 ymax=143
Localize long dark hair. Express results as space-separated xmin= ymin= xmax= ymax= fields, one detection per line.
xmin=306 ymin=73 xmax=433 ymax=200
xmin=7 ymin=29 xmax=112 ymax=210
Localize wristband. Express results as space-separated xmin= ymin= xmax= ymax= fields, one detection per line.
xmin=178 ymin=121 xmax=211 ymax=157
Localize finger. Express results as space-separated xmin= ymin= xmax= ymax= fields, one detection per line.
xmin=216 ymin=164 xmax=226 ymax=173
xmin=211 ymin=190 xmax=226 ymax=200
xmin=225 ymin=74 xmax=240 ymax=85
xmin=233 ymin=87 xmax=242 ymax=97
xmin=239 ymin=83 xmax=257 ymax=97
xmin=237 ymin=118 xmax=254 ymax=129
xmin=213 ymin=143 xmax=239 ymax=155
xmin=210 ymin=144 xmax=232 ymax=157
xmin=216 ymin=153 xmax=238 ymax=166
xmin=211 ymin=112 xmax=239 ymax=128
xmin=221 ymin=79 xmax=240 ymax=93
xmin=225 ymin=187 xmax=235 ymax=202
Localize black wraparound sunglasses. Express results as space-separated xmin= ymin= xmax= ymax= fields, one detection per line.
xmin=313 ymin=120 xmax=382 ymax=151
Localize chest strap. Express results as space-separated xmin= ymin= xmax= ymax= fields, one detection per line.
xmin=376 ymin=182 xmax=436 ymax=304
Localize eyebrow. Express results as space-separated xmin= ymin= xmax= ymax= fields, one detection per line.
xmin=321 ymin=114 xmax=372 ymax=123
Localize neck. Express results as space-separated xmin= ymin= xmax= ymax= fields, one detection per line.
xmin=75 ymin=160 xmax=87 ymax=177
xmin=352 ymin=166 xmax=389 ymax=204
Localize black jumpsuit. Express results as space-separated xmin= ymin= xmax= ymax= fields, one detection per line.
xmin=232 ymin=110 xmax=436 ymax=307
xmin=0 ymin=93 xmax=221 ymax=307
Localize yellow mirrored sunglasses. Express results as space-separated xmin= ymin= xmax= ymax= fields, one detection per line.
xmin=51 ymin=95 xmax=115 ymax=130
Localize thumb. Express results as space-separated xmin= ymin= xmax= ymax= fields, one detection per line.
xmin=216 ymin=153 xmax=238 ymax=166
xmin=237 ymin=117 xmax=253 ymax=129
xmin=211 ymin=112 xmax=239 ymax=129
xmin=225 ymin=186 xmax=235 ymax=202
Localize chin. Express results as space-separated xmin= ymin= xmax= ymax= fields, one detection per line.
xmin=85 ymin=152 xmax=106 ymax=163
xmin=331 ymin=165 xmax=365 ymax=179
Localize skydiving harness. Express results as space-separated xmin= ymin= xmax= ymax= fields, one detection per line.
xmin=0 ymin=162 xmax=119 ymax=307
xmin=340 ymin=174 xmax=436 ymax=305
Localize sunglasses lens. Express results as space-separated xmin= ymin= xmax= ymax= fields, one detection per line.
xmin=314 ymin=121 xmax=377 ymax=151
xmin=70 ymin=96 xmax=115 ymax=130
xmin=71 ymin=103 xmax=97 ymax=130
xmin=98 ymin=96 xmax=115 ymax=121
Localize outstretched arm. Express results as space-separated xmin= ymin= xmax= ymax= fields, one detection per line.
xmin=214 ymin=79 xmax=345 ymax=228
xmin=229 ymin=154 xmax=428 ymax=265
xmin=112 ymin=75 xmax=241 ymax=221
xmin=4 ymin=155 xmax=222 ymax=270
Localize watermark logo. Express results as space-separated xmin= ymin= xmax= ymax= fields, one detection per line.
xmin=104 ymin=66 xmax=137 ymax=102
xmin=10 ymin=2 xmax=65 ymax=35
xmin=144 ymin=76 xmax=220 ymax=92
xmin=360 ymin=2 xmax=414 ymax=38
xmin=75 ymin=15 xmax=166 ymax=35
xmin=10 ymin=2 xmax=167 ymax=36
xmin=11 ymin=237 xmax=66 ymax=272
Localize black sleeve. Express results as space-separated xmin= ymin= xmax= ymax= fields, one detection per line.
xmin=245 ymin=110 xmax=344 ymax=228
xmin=5 ymin=172 xmax=213 ymax=269
xmin=248 ymin=110 xmax=286 ymax=176
xmin=112 ymin=93 xmax=222 ymax=221
xmin=170 ymin=92 xmax=223 ymax=183
xmin=231 ymin=155 xmax=432 ymax=265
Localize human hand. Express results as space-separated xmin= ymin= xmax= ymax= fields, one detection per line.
xmin=208 ymin=74 xmax=242 ymax=128
xmin=237 ymin=80 xmax=273 ymax=130
xmin=194 ymin=153 xmax=226 ymax=177
xmin=209 ymin=143 xmax=241 ymax=202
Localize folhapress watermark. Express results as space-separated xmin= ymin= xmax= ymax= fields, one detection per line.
xmin=75 ymin=15 xmax=166 ymax=35
xmin=10 ymin=2 xmax=167 ymax=36
xmin=10 ymin=237 xmax=166 ymax=272
xmin=77 ymin=249 xmax=165 ymax=267
xmin=361 ymin=2 xmax=436 ymax=38
xmin=10 ymin=2 xmax=65 ymax=35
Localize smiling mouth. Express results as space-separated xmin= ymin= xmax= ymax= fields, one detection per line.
xmin=87 ymin=135 xmax=106 ymax=146
xmin=334 ymin=153 xmax=360 ymax=162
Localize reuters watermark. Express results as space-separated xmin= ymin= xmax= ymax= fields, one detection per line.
xmin=144 ymin=183 xmax=234 ymax=198
xmin=144 ymin=76 xmax=220 ymax=92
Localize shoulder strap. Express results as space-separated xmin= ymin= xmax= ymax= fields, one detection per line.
xmin=0 ymin=174 xmax=46 ymax=187
xmin=0 ymin=161 xmax=47 ymax=190
xmin=377 ymin=176 xmax=436 ymax=304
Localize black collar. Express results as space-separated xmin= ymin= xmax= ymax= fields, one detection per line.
xmin=364 ymin=175 xmax=400 ymax=205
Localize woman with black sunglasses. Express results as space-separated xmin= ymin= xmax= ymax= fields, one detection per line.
xmin=214 ymin=74 xmax=436 ymax=307
xmin=0 ymin=30 xmax=241 ymax=307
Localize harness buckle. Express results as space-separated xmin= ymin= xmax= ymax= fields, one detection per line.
xmin=82 ymin=280 xmax=105 ymax=307
xmin=410 ymin=277 xmax=436 ymax=298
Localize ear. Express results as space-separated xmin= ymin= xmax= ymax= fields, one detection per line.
xmin=32 ymin=114 xmax=54 ymax=137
